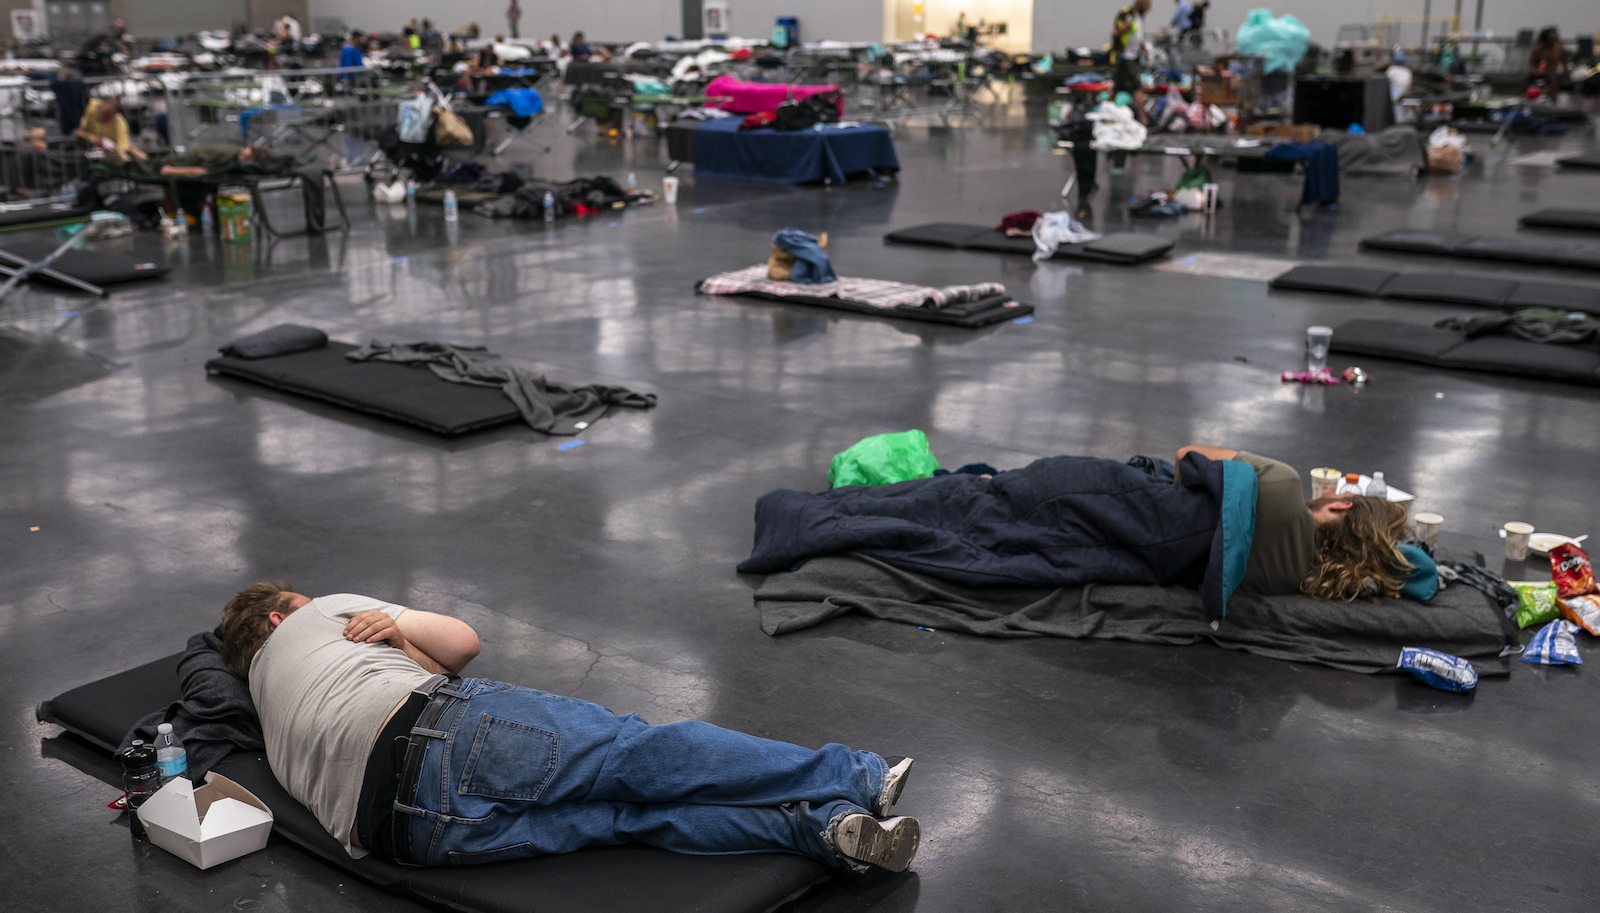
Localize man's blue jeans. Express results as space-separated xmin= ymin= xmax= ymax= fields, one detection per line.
xmin=395 ymin=679 xmax=887 ymax=866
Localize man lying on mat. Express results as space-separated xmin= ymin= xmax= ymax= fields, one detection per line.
xmin=220 ymin=584 xmax=920 ymax=872
xmin=1173 ymin=446 xmax=1411 ymax=601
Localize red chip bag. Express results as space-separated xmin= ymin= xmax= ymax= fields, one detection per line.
xmin=1551 ymin=543 xmax=1598 ymax=599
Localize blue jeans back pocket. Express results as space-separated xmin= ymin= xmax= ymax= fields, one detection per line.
xmin=458 ymin=713 xmax=559 ymax=802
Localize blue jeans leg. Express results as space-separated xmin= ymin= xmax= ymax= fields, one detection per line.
xmin=398 ymin=679 xmax=886 ymax=866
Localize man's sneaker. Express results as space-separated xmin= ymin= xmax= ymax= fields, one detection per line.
xmin=877 ymin=756 xmax=914 ymax=816
xmin=829 ymin=813 xmax=921 ymax=872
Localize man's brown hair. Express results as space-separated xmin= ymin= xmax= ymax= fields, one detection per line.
xmin=1301 ymin=496 xmax=1412 ymax=601
xmin=220 ymin=581 xmax=293 ymax=679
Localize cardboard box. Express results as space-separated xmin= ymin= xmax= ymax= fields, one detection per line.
xmin=137 ymin=772 xmax=274 ymax=869
xmin=1246 ymin=123 xmax=1322 ymax=143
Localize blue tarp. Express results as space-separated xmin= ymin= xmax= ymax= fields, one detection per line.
xmin=690 ymin=118 xmax=899 ymax=185
xmin=485 ymin=88 xmax=544 ymax=117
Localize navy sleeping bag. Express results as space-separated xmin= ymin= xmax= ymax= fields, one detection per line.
xmin=739 ymin=452 xmax=1258 ymax=619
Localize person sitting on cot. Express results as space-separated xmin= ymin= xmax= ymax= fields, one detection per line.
xmin=1173 ymin=446 xmax=1411 ymax=600
xmin=76 ymin=97 xmax=147 ymax=162
xmin=219 ymin=583 xmax=922 ymax=872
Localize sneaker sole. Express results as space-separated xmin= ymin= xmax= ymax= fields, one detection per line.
xmin=835 ymin=814 xmax=921 ymax=872
xmin=879 ymin=757 xmax=914 ymax=815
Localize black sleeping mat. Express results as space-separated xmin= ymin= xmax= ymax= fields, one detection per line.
xmin=1360 ymin=229 xmax=1600 ymax=271
xmin=206 ymin=342 xmax=524 ymax=435
xmin=718 ymin=288 xmax=1034 ymax=327
xmin=3 ymin=238 xmax=170 ymax=286
xmin=884 ymin=223 xmax=1175 ymax=263
xmin=1557 ymin=151 xmax=1600 ymax=169
xmin=1519 ymin=209 xmax=1600 ymax=232
xmin=1330 ymin=318 xmax=1600 ymax=384
xmin=1270 ymin=263 xmax=1600 ymax=313
xmin=0 ymin=201 xmax=94 ymax=230
xmin=37 ymin=654 xmax=830 ymax=913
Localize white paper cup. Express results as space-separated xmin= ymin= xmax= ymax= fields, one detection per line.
xmin=663 ymin=176 xmax=679 ymax=205
xmin=1414 ymin=512 xmax=1443 ymax=548
xmin=1504 ymin=521 xmax=1535 ymax=561
xmin=1310 ymin=468 xmax=1340 ymax=500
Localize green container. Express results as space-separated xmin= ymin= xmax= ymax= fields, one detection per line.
xmin=828 ymin=430 xmax=941 ymax=489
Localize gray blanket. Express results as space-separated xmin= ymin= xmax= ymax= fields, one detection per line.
xmin=1315 ymin=126 xmax=1424 ymax=177
xmin=119 ymin=629 xmax=264 ymax=780
xmin=346 ymin=340 xmax=657 ymax=435
xmin=752 ymin=553 xmax=1516 ymax=675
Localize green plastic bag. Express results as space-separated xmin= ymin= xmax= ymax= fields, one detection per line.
xmin=829 ymin=430 xmax=941 ymax=489
xmin=1176 ymin=164 xmax=1213 ymax=190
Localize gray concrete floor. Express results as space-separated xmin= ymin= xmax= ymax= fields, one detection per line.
xmin=4 ymin=103 xmax=1600 ymax=911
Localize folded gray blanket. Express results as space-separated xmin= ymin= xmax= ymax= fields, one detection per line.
xmin=345 ymin=340 xmax=657 ymax=435
xmin=219 ymin=324 xmax=328 ymax=359
xmin=751 ymin=553 xmax=1517 ymax=675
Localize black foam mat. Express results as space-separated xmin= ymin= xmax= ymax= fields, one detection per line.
xmin=38 ymin=654 xmax=831 ymax=913
xmin=3 ymin=239 xmax=169 ymax=286
xmin=1519 ymin=209 xmax=1600 ymax=232
xmin=883 ymin=223 xmax=1173 ymax=263
xmin=206 ymin=343 xmax=523 ymax=436
xmin=1270 ymin=264 xmax=1600 ymax=315
xmin=1557 ymin=151 xmax=1600 ymax=169
xmin=0 ymin=201 xmax=93 ymax=229
xmin=1361 ymin=230 xmax=1600 ymax=271
xmin=708 ymin=287 xmax=1034 ymax=327
xmin=1330 ymin=318 xmax=1600 ymax=384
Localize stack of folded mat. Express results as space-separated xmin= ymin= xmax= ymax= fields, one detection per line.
xmin=882 ymin=223 xmax=1174 ymax=264
xmin=696 ymin=266 xmax=1033 ymax=327
xmin=1360 ymin=229 xmax=1600 ymax=271
xmin=1270 ymin=264 xmax=1600 ymax=313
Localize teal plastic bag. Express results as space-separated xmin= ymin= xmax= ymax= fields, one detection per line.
xmin=1234 ymin=9 xmax=1310 ymax=75
xmin=829 ymin=430 xmax=941 ymax=489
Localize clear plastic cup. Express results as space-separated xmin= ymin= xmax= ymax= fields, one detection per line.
xmin=1414 ymin=512 xmax=1443 ymax=548
xmin=1306 ymin=326 xmax=1333 ymax=371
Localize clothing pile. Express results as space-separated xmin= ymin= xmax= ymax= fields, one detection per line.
xmin=699 ymin=266 xmax=1005 ymax=311
xmin=474 ymin=176 xmax=650 ymax=219
xmin=1089 ymin=101 xmax=1147 ymax=151
xmin=1434 ymin=309 xmax=1599 ymax=345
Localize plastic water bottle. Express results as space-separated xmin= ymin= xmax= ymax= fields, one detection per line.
xmin=175 ymin=207 xmax=189 ymax=238
xmin=121 ymin=741 xmax=158 ymax=842
xmin=201 ymin=204 xmax=213 ymax=232
xmin=405 ymin=178 xmax=417 ymax=200
xmin=625 ymin=171 xmax=637 ymax=193
xmin=443 ymin=189 xmax=458 ymax=222
xmin=543 ymin=191 xmax=555 ymax=223
xmin=1366 ymin=471 xmax=1387 ymax=500
xmin=154 ymin=722 xmax=188 ymax=784
xmin=62 ymin=183 xmax=77 ymax=204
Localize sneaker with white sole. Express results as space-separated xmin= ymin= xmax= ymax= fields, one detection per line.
xmin=828 ymin=813 xmax=921 ymax=872
xmin=877 ymin=756 xmax=914 ymax=816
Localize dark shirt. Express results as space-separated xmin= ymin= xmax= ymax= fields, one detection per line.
xmin=1234 ymin=452 xmax=1316 ymax=596
xmin=51 ymin=76 xmax=90 ymax=137
xmin=570 ymin=42 xmax=592 ymax=61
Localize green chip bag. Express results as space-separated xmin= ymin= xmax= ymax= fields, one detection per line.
xmin=1515 ymin=582 xmax=1560 ymax=629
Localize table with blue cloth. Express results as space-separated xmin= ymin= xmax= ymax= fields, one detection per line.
xmin=686 ymin=118 xmax=899 ymax=184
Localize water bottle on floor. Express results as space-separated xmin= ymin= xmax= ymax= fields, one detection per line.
xmin=543 ymin=191 xmax=555 ymax=223
xmin=444 ymin=190 xmax=459 ymax=222
xmin=154 ymin=722 xmax=188 ymax=785
xmin=1366 ymin=471 xmax=1387 ymax=500
xmin=121 ymin=741 xmax=159 ymax=842
xmin=625 ymin=171 xmax=637 ymax=193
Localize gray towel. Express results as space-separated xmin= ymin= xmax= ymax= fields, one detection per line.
xmin=119 ymin=628 xmax=264 ymax=781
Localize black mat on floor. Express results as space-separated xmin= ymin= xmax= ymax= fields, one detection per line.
xmin=37 ymin=654 xmax=831 ymax=913
xmin=0 ymin=201 xmax=93 ymax=230
xmin=709 ymin=288 xmax=1035 ymax=327
xmin=1557 ymin=151 xmax=1600 ymax=169
xmin=1361 ymin=229 xmax=1600 ymax=271
xmin=3 ymin=239 xmax=169 ymax=286
xmin=883 ymin=223 xmax=1174 ymax=263
xmin=1520 ymin=209 xmax=1600 ymax=232
xmin=206 ymin=342 xmax=524 ymax=436
xmin=752 ymin=553 xmax=1517 ymax=675
xmin=1330 ymin=318 xmax=1600 ymax=383
xmin=1270 ymin=264 xmax=1600 ymax=314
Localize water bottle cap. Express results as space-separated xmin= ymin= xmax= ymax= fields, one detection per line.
xmin=157 ymin=722 xmax=173 ymax=734
xmin=1372 ymin=471 xmax=1384 ymax=479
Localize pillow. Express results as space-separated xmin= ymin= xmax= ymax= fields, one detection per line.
xmin=1397 ymin=542 xmax=1438 ymax=602
xmin=219 ymin=324 xmax=329 ymax=359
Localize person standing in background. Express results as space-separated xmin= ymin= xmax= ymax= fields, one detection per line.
xmin=1525 ymin=28 xmax=1569 ymax=103
xmin=50 ymin=67 xmax=89 ymax=138
xmin=1110 ymin=0 xmax=1151 ymax=125
xmin=339 ymin=31 xmax=365 ymax=69
xmin=506 ymin=0 xmax=522 ymax=40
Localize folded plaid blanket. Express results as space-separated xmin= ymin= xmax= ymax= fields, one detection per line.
xmin=698 ymin=266 xmax=1005 ymax=310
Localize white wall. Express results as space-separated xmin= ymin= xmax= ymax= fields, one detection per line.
xmin=1031 ymin=0 xmax=1600 ymax=55
xmin=306 ymin=0 xmax=1600 ymax=52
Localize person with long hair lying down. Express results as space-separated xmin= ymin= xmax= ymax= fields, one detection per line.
xmin=1176 ymin=445 xmax=1412 ymax=601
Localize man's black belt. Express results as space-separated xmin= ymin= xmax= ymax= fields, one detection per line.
xmin=355 ymin=673 xmax=468 ymax=865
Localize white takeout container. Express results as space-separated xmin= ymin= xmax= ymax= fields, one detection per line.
xmin=136 ymin=772 xmax=274 ymax=869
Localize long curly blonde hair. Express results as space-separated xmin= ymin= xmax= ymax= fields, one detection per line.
xmin=1301 ymin=496 xmax=1412 ymax=601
